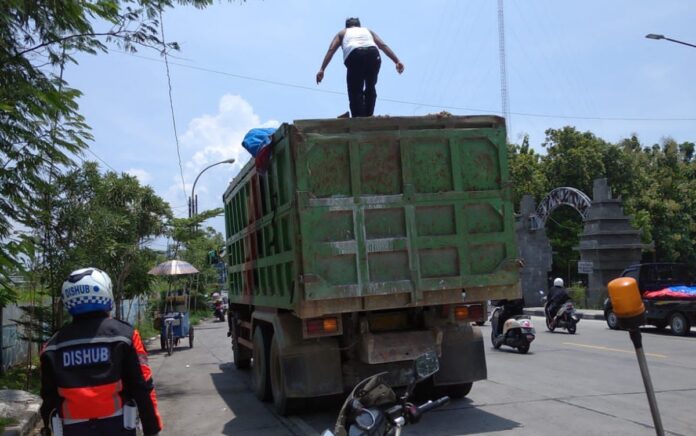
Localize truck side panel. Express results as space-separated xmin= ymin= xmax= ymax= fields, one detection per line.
xmin=224 ymin=133 xmax=298 ymax=310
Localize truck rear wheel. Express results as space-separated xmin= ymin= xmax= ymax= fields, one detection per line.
xmin=252 ymin=326 xmax=272 ymax=401
xmin=669 ymin=312 xmax=691 ymax=336
xmin=270 ymin=335 xmax=303 ymax=415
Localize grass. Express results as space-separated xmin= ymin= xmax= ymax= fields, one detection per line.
xmin=135 ymin=319 xmax=159 ymax=341
xmin=0 ymin=359 xmax=41 ymax=396
xmin=189 ymin=309 xmax=210 ymax=326
xmin=0 ymin=417 xmax=19 ymax=432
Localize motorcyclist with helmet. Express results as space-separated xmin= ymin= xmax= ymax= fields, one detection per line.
xmin=40 ymin=267 xmax=163 ymax=435
xmin=493 ymin=297 xmax=526 ymax=337
xmin=546 ymin=277 xmax=571 ymax=328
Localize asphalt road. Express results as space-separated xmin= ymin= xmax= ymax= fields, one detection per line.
xmin=150 ymin=317 xmax=696 ymax=435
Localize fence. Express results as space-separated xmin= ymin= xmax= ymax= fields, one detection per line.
xmin=1 ymin=304 xmax=40 ymax=373
xmin=0 ymin=298 xmax=148 ymax=373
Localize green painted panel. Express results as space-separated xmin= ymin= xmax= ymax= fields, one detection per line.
xmin=468 ymin=243 xmax=506 ymax=274
xmin=364 ymin=208 xmax=406 ymax=239
xmin=315 ymin=255 xmax=358 ymax=286
xmin=306 ymin=140 xmax=351 ymax=197
xmin=411 ymin=139 xmax=453 ymax=193
xmin=223 ymin=116 xmax=520 ymax=312
xmin=420 ymin=248 xmax=459 ymax=278
xmin=463 ymin=202 xmax=504 ymax=234
xmin=415 ymin=205 xmax=456 ymax=236
xmin=359 ymin=140 xmax=402 ymax=195
xmin=459 ymin=137 xmax=501 ymax=191
xmin=368 ymin=251 xmax=410 ymax=282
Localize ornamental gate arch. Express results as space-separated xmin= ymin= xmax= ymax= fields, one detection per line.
xmin=516 ymin=179 xmax=650 ymax=306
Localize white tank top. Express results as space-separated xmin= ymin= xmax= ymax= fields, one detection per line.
xmin=341 ymin=27 xmax=377 ymax=61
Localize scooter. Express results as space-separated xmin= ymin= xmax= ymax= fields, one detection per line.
xmin=490 ymin=303 xmax=536 ymax=354
xmin=322 ymin=351 xmax=449 ymax=436
xmin=544 ymin=299 xmax=579 ymax=334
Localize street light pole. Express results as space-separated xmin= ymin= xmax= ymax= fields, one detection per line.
xmin=189 ymin=158 xmax=236 ymax=218
xmin=645 ymin=33 xmax=696 ymax=48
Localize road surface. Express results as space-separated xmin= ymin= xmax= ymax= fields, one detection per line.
xmin=150 ymin=317 xmax=695 ymax=435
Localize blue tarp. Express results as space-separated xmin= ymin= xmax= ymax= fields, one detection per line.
xmin=242 ymin=127 xmax=276 ymax=157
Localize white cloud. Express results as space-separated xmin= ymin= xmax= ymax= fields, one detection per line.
xmin=126 ymin=168 xmax=153 ymax=185
xmin=181 ymin=94 xmax=279 ymax=175
xmin=167 ymin=95 xmax=279 ymax=227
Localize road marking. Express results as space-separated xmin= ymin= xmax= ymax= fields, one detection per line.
xmin=562 ymin=342 xmax=667 ymax=358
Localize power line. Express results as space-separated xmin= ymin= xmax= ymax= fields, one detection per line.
xmin=159 ymin=11 xmax=188 ymax=202
xmin=84 ymin=148 xmax=118 ymax=172
xmin=118 ymin=51 xmax=696 ymax=123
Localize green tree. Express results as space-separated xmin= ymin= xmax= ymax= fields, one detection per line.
xmin=541 ymin=127 xmax=609 ymax=195
xmin=28 ymin=162 xmax=172 ymax=325
xmin=82 ymin=168 xmax=172 ymax=318
xmin=1 ymin=0 xmax=216 ymax=304
xmin=508 ymin=135 xmax=548 ymax=209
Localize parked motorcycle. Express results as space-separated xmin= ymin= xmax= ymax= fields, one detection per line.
xmin=490 ymin=302 xmax=536 ymax=354
xmin=322 ymin=351 xmax=449 ymax=436
xmin=544 ymin=300 xmax=579 ymax=334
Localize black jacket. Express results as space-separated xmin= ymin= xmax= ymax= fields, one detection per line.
xmin=40 ymin=313 xmax=162 ymax=435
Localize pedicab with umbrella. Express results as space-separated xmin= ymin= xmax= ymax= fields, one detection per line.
xmin=148 ymin=260 xmax=198 ymax=355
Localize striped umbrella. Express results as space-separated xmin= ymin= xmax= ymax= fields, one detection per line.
xmin=148 ymin=260 xmax=199 ymax=276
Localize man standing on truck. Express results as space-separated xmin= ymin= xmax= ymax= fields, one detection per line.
xmin=316 ymin=17 xmax=404 ymax=117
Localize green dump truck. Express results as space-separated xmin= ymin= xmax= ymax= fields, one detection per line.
xmin=223 ymin=115 xmax=520 ymax=415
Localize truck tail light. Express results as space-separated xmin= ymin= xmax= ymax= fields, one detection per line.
xmin=455 ymin=304 xmax=483 ymax=322
xmin=454 ymin=306 xmax=469 ymax=320
xmin=303 ymin=316 xmax=342 ymax=338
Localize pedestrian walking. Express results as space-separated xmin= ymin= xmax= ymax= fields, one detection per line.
xmin=316 ymin=17 xmax=404 ymax=117
xmin=40 ymin=267 xmax=163 ymax=435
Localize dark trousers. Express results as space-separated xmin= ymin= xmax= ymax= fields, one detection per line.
xmin=345 ymin=46 xmax=381 ymax=117
xmin=63 ymin=416 xmax=136 ymax=436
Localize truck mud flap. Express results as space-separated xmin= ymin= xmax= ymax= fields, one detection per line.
xmin=254 ymin=312 xmax=343 ymax=398
xmin=432 ymin=324 xmax=487 ymax=386
xmin=280 ymin=340 xmax=343 ymax=397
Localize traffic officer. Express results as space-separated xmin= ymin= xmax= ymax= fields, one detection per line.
xmin=40 ymin=267 xmax=163 ymax=435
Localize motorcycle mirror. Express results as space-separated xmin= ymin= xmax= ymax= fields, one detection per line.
xmin=414 ymin=350 xmax=439 ymax=381
xmin=538 ymin=290 xmax=545 ymax=295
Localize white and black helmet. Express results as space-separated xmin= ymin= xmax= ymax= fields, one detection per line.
xmin=553 ymin=277 xmax=564 ymax=288
xmin=61 ymin=267 xmax=114 ymax=316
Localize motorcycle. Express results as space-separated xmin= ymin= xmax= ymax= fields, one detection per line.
xmin=322 ymin=351 xmax=449 ymax=436
xmin=213 ymin=302 xmax=225 ymax=322
xmin=544 ymin=299 xmax=579 ymax=334
xmin=490 ymin=303 xmax=536 ymax=354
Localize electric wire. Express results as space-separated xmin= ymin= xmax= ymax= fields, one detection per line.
xmin=84 ymin=148 xmax=118 ymax=172
xmin=117 ymin=50 xmax=696 ymax=122
xmin=159 ymin=11 xmax=188 ymax=202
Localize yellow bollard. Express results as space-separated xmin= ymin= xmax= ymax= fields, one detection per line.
xmin=607 ymin=277 xmax=664 ymax=436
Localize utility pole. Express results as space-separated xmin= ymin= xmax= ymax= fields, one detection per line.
xmin=497 ymin=0 xmax=510 ymax=140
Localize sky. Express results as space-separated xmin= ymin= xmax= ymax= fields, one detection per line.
xmin=63 ymin=0 xmax=696 ymax=241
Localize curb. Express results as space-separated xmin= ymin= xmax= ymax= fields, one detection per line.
xmin=1 ymin=400 xmax=40 ymax=436
xmin=523 ymin=308 xmax=605 ymax=321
